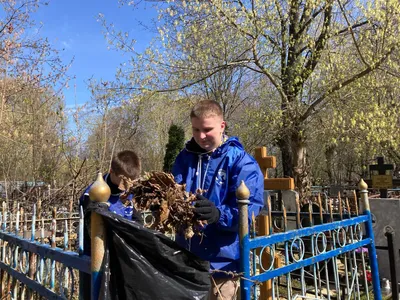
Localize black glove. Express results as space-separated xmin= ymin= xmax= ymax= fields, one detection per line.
xmin=193 ymin=195 xmax=220 ymax=224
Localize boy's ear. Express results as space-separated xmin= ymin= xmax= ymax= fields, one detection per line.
xmin=109 ymin=169 xmax=113 ymax=174
xmin=221 ymin=121 xmax=226 ymax=131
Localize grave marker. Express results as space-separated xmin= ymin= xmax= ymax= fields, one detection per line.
xmin=254 ymin=147 xmax=294 ymax=300
xmin=369 ymin=157 xmax=394 ymax=198
xmin=254 ymin=147 xmax=294 ymax=190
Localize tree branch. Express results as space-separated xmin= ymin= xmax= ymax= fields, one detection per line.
xmin=296 ymin=21 xmax=369 ymax=56
xmin=337 ymin=0 xmax=370 ymax=67
xmin=107 ymin=60 xmax=252 ymax=93
xmin=297 ymin=5 xmax=326 ymax=38
xmin=300 ymin=0 xmax=333 ymax=84
xmin=251 ymin=41 xmax=287 ymax=102
xmin=300 ymin=45 xmax=397 ymax=122
xmin=0 ymin=1 xmax=37 ymax=35
xmin=236 ymin=0 xmax=279 ymax=47
xmin=211 ymin=0 xmax=255 ymax=40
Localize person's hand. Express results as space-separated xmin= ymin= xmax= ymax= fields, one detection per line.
xmin=193 ymin=194 xmax=220 ymax=224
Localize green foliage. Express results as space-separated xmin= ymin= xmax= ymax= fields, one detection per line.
xmin=306 ymin=68 xmax=400 ymax=185
xmin=97 ymin=0 xmax=400 ymax=194
xmin=163 ymin=124 xmax=185 ymax=172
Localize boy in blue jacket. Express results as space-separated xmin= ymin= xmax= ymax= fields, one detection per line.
xmin=173 ymin=100 xmax=264 ymax=300
xmin=80 ymin=150 xmax=141 ymax=220
xmin=79 ymin=150 xmax=141 ymax=299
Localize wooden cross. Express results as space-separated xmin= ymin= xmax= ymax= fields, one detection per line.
xmin=369 ymin=157 xmax=394 ymax=198
xmin=255 ymin=147 xmax=294 ymax=190
xmin=369 ymin=157 xmax=394 ymax=175
xmin=254 ymin=147 xmax=294 ymax=300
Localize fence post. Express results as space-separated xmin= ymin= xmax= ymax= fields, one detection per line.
xmin=257 ymin=215 xmax=272 ymax=300
xmin=89 ymin=173 xmax=110 ymax=300
xmin=385 ymin=229 xmax=398 ymax=300
xmin=237 ymin=180 xmax=251 ymax=300
xmin=359 ymin=179 xmax=382 ymax=299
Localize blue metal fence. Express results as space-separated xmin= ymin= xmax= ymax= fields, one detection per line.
xmin=0 ymin=178 xmax=383 ymax=300
xmin=0 ymin=203 xmax=88 ymax=299
xmin=238 ymin=180 xmax=382 ymax=300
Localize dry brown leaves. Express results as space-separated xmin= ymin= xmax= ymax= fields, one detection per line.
xmin=125 ymin=171 xmax=204 ymax=239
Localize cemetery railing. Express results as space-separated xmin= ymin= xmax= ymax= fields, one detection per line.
xmin=0 ymin=177 xmax=384 ymax=300
xmin=238 ymin=179 xmax=382 ymax=300
xmin=0 ymin=203 xmax=89 ymax=299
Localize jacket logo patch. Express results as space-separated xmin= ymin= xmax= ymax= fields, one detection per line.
xmin=216 ymin=169 xmax=226 ymax=185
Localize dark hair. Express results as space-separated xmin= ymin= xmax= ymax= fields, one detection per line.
xmin=111 ymin=150 xmax=141 ymax=180
xmin=190 ymin=100 xmax=223 ymax=119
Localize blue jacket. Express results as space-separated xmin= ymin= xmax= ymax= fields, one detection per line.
xmin=79 ymin=173 xmax=137 ymax=299
xmin=79 ymin=173 xmax=135 ymax=220
xmin=172 ymin=136 xmax=264 ymax=273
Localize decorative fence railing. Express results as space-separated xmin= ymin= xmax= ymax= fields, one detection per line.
xmin=0 ymin=178 xmax=382 ymax=300
xmin=238 ymin=180 xmax=382 ymax=300
xmin=0 ymin=203 xmax=88 ymax=299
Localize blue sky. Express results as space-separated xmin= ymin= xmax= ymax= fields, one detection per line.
xmin=34 ymin=0 xmax=158 ymax=109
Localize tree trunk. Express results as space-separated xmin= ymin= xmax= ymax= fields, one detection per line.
xmin=325 ymin=145 xmax=335 ymax=184
xmin=278 ymin=136 xmax=294 ymax=178
xmin=278 ymin=130 xmax=311 ymax=200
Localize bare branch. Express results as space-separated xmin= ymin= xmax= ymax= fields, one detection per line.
xmin=337 ymin=0 xmax=370 ymax=67
xmin=297 ymin=21 xmax=369 ymax=56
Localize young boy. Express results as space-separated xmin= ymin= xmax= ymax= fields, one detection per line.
xmin=172 ymin=100 xmax=264 ymax=300
xmin=79 ymin=150 xmax=141 ymax=299
xmin=79 ymin=149 xmax=141 ymax=219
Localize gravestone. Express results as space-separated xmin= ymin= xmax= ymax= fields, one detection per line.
xmin=282 ymin=190 xmax=299 ymax=231
xmin=369 ymin=198 xmax=400 ymax=282
xmin=329 ymin=185 xmax=344 ymax=198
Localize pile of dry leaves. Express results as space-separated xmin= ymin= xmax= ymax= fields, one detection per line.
xmin=121 ymin=171 xmax=204 ymax=239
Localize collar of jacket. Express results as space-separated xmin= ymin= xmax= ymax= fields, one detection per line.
xmin=105 ymin=173 xmax=123 ymax=196
xmin=184 ymin=135 xmax=241 ymax=156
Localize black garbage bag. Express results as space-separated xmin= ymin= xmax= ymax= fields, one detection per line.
xmin=87 ymin=203 xmax=210 ymax=300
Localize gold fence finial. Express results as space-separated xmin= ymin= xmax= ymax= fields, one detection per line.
xmin=236 ymin=180 xmax=250 ymax=200
xmin=358 ymin=179 xmax=368 ymax=190
xmin=89 ymin=172 xmax=111 ymax=203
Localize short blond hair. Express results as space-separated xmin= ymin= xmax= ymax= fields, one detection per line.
xmin=190 ymin=100 xmax=223 ymax=119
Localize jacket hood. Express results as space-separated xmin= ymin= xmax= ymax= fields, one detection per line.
xmin=184 ymin=135 xmax=244 ymax=156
